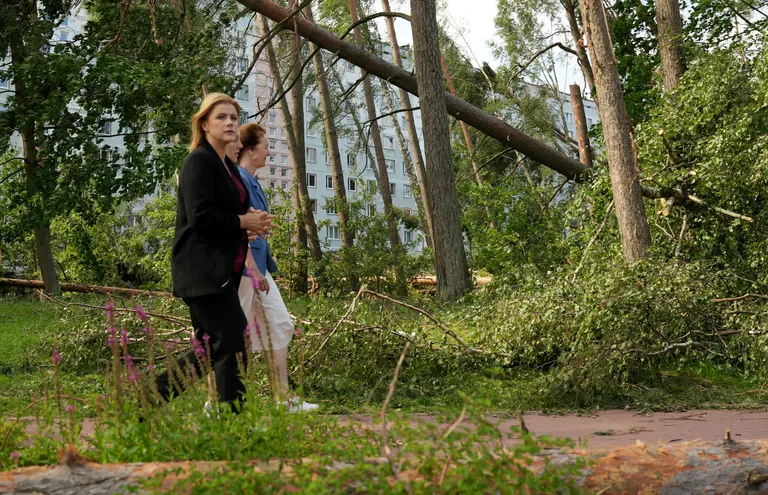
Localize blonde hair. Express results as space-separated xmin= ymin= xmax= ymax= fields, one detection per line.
xmin=189 ymin=92 xmax=241 ymax=152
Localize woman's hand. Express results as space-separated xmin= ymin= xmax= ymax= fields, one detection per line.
xmin=254 ymin=270 xmax=270 ymax=294
xmin=240 ymin=207 xmax=277 ymax=238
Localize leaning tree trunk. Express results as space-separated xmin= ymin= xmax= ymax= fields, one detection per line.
xmin=258 ymin=14 xmax=309 ymax=292
xmin=380 ymin=0 xmax=434 ymax=247
xmin=347 ymin=0 xmax=407 ymax=295
xmin=9 ymin=39 xmax=60 ymax=296
xmin=655 ymin=0 xmax=686 ymax=91
xmin=410 ymin=0 xmax=471 ymax=301
xmin=305 ymin=5 xmax=358 ymax=290
xmin=580 ymin=0 xmax=651 ymax=262
xmin=569 ymin=84 xmax=593 ymax=167
xmin=288 ymin=23 xmax=323 ymax=263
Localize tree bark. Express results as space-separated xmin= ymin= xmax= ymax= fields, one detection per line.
xmin=258 ymin=14 xmax=309 ymax=292
xmin=411 ymin=0 xmax=471 ymax=301
xmin=236 ymin=0 xmax=588 ymax=181
xmin=380 ymin=0 xmax=434 ymax=245
xmin=347 ymin=0 xmax=407 ymax=294
xmin=655 ymin=0 xmax=686 ymax=91
xmin=305 ymin=6 xmax=359 ymax=290
xmin=288 ymin=21 xmax=323 ymax=262
xmin=379 ymin=80 xmax=432 ymax=248
xmin=562 ymin=0 xmax=597 ymax=100
xmin=580 ymin=0 xmax=651 ymax=262
xmin=9 ymin=35 xmax=61 ymax=296
xmin=569 ymin=84 xmax=593 ymax=167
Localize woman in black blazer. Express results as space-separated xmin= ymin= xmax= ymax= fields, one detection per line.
xmin=154 ymin=92 xmax=274 ymax=411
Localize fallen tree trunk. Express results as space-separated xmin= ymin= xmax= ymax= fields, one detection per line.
xmin=3 ymin=439 xmax=768 ymax=494
xmin=0 ymin=278 xmax=173 ymax=298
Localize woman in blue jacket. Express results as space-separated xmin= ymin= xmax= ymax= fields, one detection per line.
xmin=235 ymin=122 xmax=318 ymax=413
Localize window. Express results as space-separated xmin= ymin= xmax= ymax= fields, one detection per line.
xmin=366 ymin=204 xmax=376 ymax=216
xmin=266 ymin=77 xmax=274 ymax=88
xmin=269 ymin=127 xmax=276 ymax=137
xmin=239 ymin=111 xmax=248 ymax=125
xmin=347 ymin=178 xmax=357 ymax=191
xmin=270 ymin=181 xmax=276 ymax=188
xmin=383 ymin=136 xmax=395 ymax=149
xmin=61 ymin=17 xmax=69 ymax=26
xmin=306 ymin=97 xmax=316 ymax=110
xmin=281 ymin=155 xmax=287 ymax=165
xmin=404 ymin=230 xmax=413 ymax=243
xmin=59 ymin=32 xmax=68 ymax=42
xmin=281 ymin=141 xmax=288 ymax=152
xmin=307 ymin=125 xmax=317 ymax=137
xmin=385 ymin=159 xmax=395 ymax=173
xmin=0 ymin=78 xmax=8 ymax=89
xmin=325 ymin=175 xmax=333 ymax=189
xmin=310 ymin=199 xmax=317 ymax=214
xmin=238 ymin=58 xmax=248 ymax=72
xmin=389 ymin=183 xmax=396 ymax=196
xmin=281 ymin=168 xmax=287 ymax=177
xmin=327 ymin=225 xmax=340 ymax=240
xmin=345 ymin=60 xmax=354 ymax=71
xmin=587 ymin=118 xmax=593 ymax=127
xmin=400 ymin=116 xmax=407 ymax=127
xmin=324 ymin=150 xmax=330 ymax=164
xmin=269 ymin=113 xmax=277 ymax=124
xmin=101 ymin=121 xmax=111 ymax=135
xmin=403 ymin=184 xmax=411 ymax=198
xmin=269 ymin=140 xmax=276 ymax=150
xmin=268 ymin=155 xmax=276 ymax=164
xmin=100 ymin=149 xmax=112 ymax=162
xmin=326 ymin=201 xmax=337 ymax=215
xmin=269 ymin=107 xmax=278 ymax=115
xmin=281 ymin=181 xmax=288 ymax=190
xmin=306 ymin=147 xmax=317 ymax=163
xmin=347 ymin=154 xmax=356 ymax=168
xmin=568 ymin=131 xmax=574 ymax=139
xmin=307 ymin=173 xmax=317 ymax=187
xmin=382 ymin=114 xmax=392 ymax=126
xmin=566 ymin=112 xmax=573 ymax=123
xmin=270 ymin=167 xmax=276 ymax=176
xmin=236 ymin=85 xmax=249 ymax=100
xmin=280 ymin=128 xmax=286 ymax=138
xmin=367 ymin=179 xmax=377 ymax=192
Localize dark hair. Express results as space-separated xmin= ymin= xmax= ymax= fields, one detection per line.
xmin=239 ymin=122 xmax=266 ymax=149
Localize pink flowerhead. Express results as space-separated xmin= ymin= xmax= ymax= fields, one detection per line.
xmin=124 ymin=354 xmax=134 ymax=368
xmin=120 ymin=329 xmax=129 ymax=347
xmin=10 ymin=451 xmax=20 ymax=460
xmin=245 ymin=268 xmax=260 ymax=290
xmin=107 ymin=336 xmax=117 ymax=348
xmin=135 ymin=305 xmax=148 ymax=322
xmin=191 ymin=337 xmax=205 ymax=357
xmin=65 ymin=404 xmax=75 ymax=413
xmin=105 ymin=300 xmax=115 ymax=320
xmin=52 ymin=346 xmax=61 ymax=366
xmin=253 ymin=320 xmax=262 ymax=336
xmin=202 ymin=334 xmax=211 ymax=344
xmin=108 ymin=326 xmax=117 ymax=337
xmin=142 ymin=325 xmax=152 ymax=337
xmin=293 ymin=327 xmax=304 ymax=338
xmin=165 ymin=342 xmax=175 ymax=351
xmin=128 ymin=372 xmax=138 ymax=383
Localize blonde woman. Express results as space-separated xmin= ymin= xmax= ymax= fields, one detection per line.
xmin=236 ymin=122 xmax=318 ymax=413
xmin=154 ymin=93 xmax=274 ymax=413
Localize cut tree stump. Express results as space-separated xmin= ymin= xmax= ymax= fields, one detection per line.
xmin=3 ymin=439 xmax=768 ymax=494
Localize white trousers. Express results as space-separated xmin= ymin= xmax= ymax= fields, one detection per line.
xmin=238 ymin=271 xmax=294 ymax=352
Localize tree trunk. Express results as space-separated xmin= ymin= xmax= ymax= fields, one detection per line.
xmin=9 ymin=38 xmax=61 ymax=296
xmin=305 ymin=6 xmax=358 ymax=290
xmin=562 ymin=0 xmax=597 ymax=100
xmin=258 ymin=14 xmax=309 ymax=293
xmin=379 ymin=80 xmax=432 ymax=248
xmin=655 ymin=0 xmax=686 ymax=91
xmin=410 ymin=0 xmax=471 ymax=301
xmin=569 ymin=84 xmax=593 ymax=167
xmin=380 ymin=0 xmax=434 ymax=246
xmin=580 ymin=0 xmax=651 ymax=262
xmin=440 ymin=55 xmax=497 ymax=230
xmin=235 ymin=0 xmax=588 ymax=181
xmin=347 ymin=0 xmax=407 ymax=294
xmin=288 ymin=23 xmax=323 ymax=263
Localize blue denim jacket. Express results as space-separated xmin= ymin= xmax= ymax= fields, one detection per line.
xmin=238 ymin=167 xmax=278 ymax=275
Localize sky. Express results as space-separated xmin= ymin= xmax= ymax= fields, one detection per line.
xmin=379 ymin=0 xmax=584 ymax=93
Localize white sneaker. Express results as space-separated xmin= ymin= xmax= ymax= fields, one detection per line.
xmin=285 ymin=397 xmax=319 ymax=413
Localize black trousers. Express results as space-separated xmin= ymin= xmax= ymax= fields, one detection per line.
xmin=155 ymin=274 xmax=248 ymax=409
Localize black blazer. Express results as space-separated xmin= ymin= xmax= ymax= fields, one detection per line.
xmin=171 ymin=140 xmax=249 ymax=298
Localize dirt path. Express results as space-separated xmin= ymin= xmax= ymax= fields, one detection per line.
xmin=20 ymin=409 xmax=768 ymax=448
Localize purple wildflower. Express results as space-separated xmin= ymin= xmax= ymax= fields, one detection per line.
xmin=253 ymin=320 xmax=262 ymax=336
xmin=105 ymin=300 xmax=115 ymax=320
xmin=293 ymin=327 xmax=304 ymax=338
xmin=202 ymin=334 xmax=211 ymax=344
xmin=124 ymin=354 xmax=134 ymax=368
xmin=143 ymin=325 xmax=152 ymax=337
xmin=120 ymin=329 xmax=129 ymax=347
xmin=164 ymin=342 xmax=175 ymax=351
xmin=65 ymin=404 xmax=75 ymax=413
xmin=127 ymin=372 xmax=138 ymax=383
xmin=135 ymin=305 xmax=148 ymax=322
xmin=10 ymin=451 xmax=19 ymax=460
xmin=52 ymin=346 xmax=61 ymax=366
xmin=107 ymin=336 xmax=117 ymax=347
xmin=146 ymin=364 xmax=154 ymax=372
xmin=191 ymin=337 xmax=205 ymax=357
